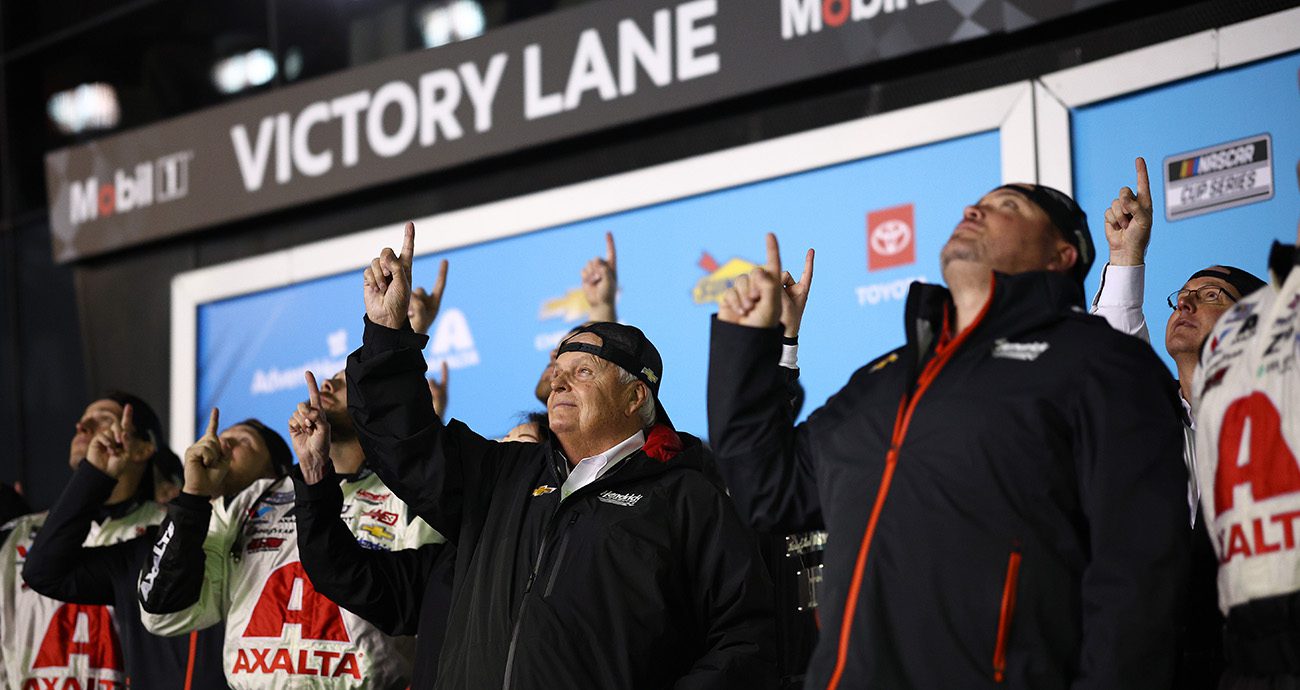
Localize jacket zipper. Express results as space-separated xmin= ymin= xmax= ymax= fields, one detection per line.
xmin=993 ymin=548 xmax=1022 ymax=683
xmin=826 ymin=278 xmax=997 ymax=690
xmin=502 ymin=458 xmax=635 ymax=689
xmin=543 ymin=515 xmax=579 ymax=597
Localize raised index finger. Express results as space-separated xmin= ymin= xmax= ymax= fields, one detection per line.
xmin=433 ymin=259 xmax=448 ymax=299
xmin=800 ymin=248 xmax=815 ymax=289
xmin=401 ymin=222 xmax=416 ymax=268
xmin=304 ymin=371 xmax=321 ymax=409
xmin=605 ymin=232 xmax=617 ymax=269
xmin=764 ymin=233 xmax=782 ymax=276
xmin=1135 ymin=157 xmax=1151 ymax=204
xmin=204 ymin=407 xmax=220 ymax=439
xmin=121 ymin=404 xmax=136 ymax=437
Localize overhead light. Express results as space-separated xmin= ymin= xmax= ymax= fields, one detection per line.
xmin=212 ymin=48 xmax=278 ymax=95
xmin=419 ymin=0 xmax=486 ymax=49
xmin=47 ymin=83 xmax=121 ymax=135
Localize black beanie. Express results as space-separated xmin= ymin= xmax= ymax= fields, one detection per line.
xmin=236 ymin=419 xmax=293 ymax=477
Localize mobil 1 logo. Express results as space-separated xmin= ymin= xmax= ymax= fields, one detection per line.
xmin=1163 ymin=134 xmax=1273 ymax=221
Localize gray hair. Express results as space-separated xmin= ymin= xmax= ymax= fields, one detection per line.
xmin=615 ymin=367 xmax=657 ymax=428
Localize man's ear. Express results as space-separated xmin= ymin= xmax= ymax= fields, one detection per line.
xmin=1048 ymin=241 xmax=1078 ymax=275
xmin=627 ymin=381 xmax=649 ymax=417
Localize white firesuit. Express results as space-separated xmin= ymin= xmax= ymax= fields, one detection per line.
xmin=1 ymin=503 xmax=163 ymax=690
xmin=1194 ymin=254 xmax=1300 ymax=613
xmin=138 ymin=472 xmax=440 ymax=689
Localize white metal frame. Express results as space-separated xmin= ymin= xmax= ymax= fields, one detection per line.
xmin=170 ymin=80 xmax=1041 ymax=448
xmin=1034 ymin=5 xmax=1300 ymax=196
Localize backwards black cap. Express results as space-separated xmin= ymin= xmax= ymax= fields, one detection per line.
xmin=236 ymin=419 xmax=293 ymax=477
xmin=556 ymin=322 xmax=673 ymax=429
xmin=996 ymin=184 xmax=1095 ymax=285
xmin=1187 ymin=265 xmax=1266 ymax=299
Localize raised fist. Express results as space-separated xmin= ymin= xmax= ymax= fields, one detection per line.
xmin=288 ymin=372 xmax=332 ymax=485
xmin=409 ymin=259 xmax=449 ymax=335
xmin=365 ymin=222 xmax=417 ymax=330
xmin=183 ymin=408 xmax=231 ymax=498
xmin=1103 ymin=157 xmax=1154 ymax=267
xmin=718 ymin=233 xmax=784 ymax=330
xmin=582 ymin=232 xmax=618 ymax=323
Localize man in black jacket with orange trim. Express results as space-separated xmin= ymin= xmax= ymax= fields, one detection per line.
xmin=345 ymin=222 xmax=778 ymax=689
xmin=709 ymin=185 xmax=1191 ymax=689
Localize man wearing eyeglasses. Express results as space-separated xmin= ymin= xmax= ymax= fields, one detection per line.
xmin=1091 ymin=158 xmax=1267 ymax=408
xmin=1089 ymin=156 xmax=1266 ymax=690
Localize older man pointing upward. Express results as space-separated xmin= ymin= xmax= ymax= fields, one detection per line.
xmin=345 ymin=222 xmax=777 ymax=690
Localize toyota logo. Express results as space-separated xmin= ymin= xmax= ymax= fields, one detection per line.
xmin=871 ymin=220 xmax=912 ymax=256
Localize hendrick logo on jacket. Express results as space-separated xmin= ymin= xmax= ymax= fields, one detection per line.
xmin=991 ymin=339 xmax=1050 ymax=362
xmin=598 ymin=491 xmax=643 ymax=507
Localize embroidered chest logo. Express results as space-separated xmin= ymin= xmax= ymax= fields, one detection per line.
xmin=532 ymin=485 xmax=556 ymax=497
xmin=598 ymin=491 xmax=643 ymax=508
xmin=991 ymin=339 xmax=1050 ymax=362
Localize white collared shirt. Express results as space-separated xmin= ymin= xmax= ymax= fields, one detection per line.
xmin=561 ymin=430 xmax=646 ymax=501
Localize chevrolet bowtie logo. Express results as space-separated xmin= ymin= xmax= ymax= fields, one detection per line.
xmin=532 ymin=485 xmax=557 ymax=497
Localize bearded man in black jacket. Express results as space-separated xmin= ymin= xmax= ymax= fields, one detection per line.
xmin=342 ymin=222 xmax=778 ymax=690
xmin=709 ymin=185 xmax=1191 ymax=689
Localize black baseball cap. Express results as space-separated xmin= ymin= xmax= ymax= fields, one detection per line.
xmin=1186 ymin=266 xmax=1266 ymax=299
xmin=996 ymin=184 xmax=1095 ymax=285
xmin=556 ymin=322 xmax=673 ymax=429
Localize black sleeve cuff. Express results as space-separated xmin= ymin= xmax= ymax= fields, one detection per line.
xmin=291 ymin=466 xmax=342 ymax=503
xmin=171 ymin=491 xmax=214 ymax=516
xmin=72 ymin=461 xmax=121 ymax=496
xmin=361 ymin=315 xmax=428 ymax=354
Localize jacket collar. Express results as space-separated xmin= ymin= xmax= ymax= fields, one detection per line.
xmin=904 ymin=270 xmax=1085 ymax=360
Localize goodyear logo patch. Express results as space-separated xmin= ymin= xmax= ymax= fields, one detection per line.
xmin=1164 ymin=134 xmax=1273 ymax=221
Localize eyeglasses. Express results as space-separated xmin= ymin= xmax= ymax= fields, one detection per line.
xmin=1166 ymin=286 xmax=1237 ymax=310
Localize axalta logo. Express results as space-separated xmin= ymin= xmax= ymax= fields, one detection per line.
xmin=1213 ymin=392 xmax=1300 ymax=564
xmin=428 ymin=308 xmax=480 ymax=370
xmin=243 ymin=562 xmax=350 ymax=642
xmin=24 ymin=603 xmax=125 ymax=690
xmin=781 ymin=0 xmax=941 ymax=40
xmin=231 ymin=649 xmax=363 ymax=680
xmin=692 ymin=251 xmax=758 ymax=305
xmin=867 ymin=203 xmax=916 ymax=271
xmin=67 ymin=151 xmax=193 ymax=226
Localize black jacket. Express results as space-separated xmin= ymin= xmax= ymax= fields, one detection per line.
xmin=708 ymin=271 xmax=1191 ymax=689
xmin=347 ymin=317 xmax=779 ymax=690
xmin=21 ymin=462 xmax=225 ymax=690
xmin=293 ymin=467 xmax=454 ymax=688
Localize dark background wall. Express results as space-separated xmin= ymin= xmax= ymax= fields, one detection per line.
xmin=2 ymin=0 xmax=1295 ymax=510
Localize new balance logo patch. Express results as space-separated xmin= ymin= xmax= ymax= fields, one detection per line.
xmin=991 ymin=339 xmax=1050 ymax=362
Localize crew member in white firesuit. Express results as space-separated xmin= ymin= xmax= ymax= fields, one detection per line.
xmin=1192 ymin=164 xmax=1300 ymax=688
xmin=1 ymin=393 xmax=222 ymax=690
xmin=137 ymin=408 xmax=439 ymax=690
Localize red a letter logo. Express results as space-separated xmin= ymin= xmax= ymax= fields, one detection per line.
xmin=243 ymin=562 xmax=350 ymax=641
xmin=32 ymin=603 xmax=123 ymax=670
xmin=1215 ymin=392 xmax=1300 ymax=517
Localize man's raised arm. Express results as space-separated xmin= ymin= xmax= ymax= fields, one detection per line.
xmin=707 ymin=233 xmax=821 ymax=532
xmin=1091 ymin=157 xmax=1154 ymax=342
xmin=347 ymin=221 xmax=500 ymax=541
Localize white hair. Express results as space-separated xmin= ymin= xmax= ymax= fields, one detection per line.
xmin=615 ymin=367 xmax=657 ymax=428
